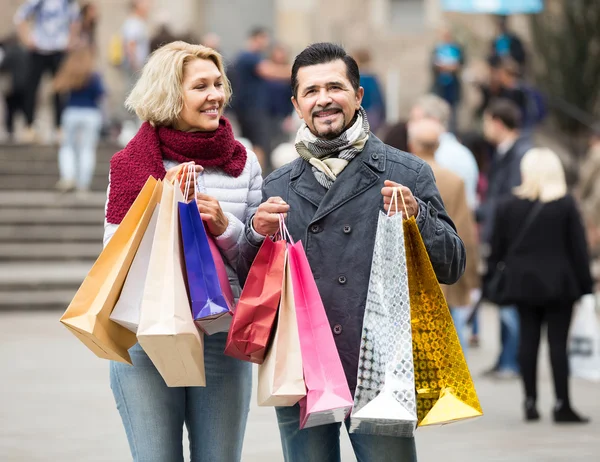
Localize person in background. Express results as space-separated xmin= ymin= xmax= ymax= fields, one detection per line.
xmin=410 ymin=94 xmax=479 ymax=210
xmin=383 ymin=120 xmax=409 ymax=152
xmin=200 ymin=32 xmax=221 ymax=53
xmin=232 ymin=27 xmax=290 ymax=171
xmin=266 ymin=43 xmax=294 ymax=154
xmin=486 ymin=148 xmax=592 ymax=424
xmin=479 ymin=98 xmax=533 ymax=379
xmin=149 ymin=20 xmax=178 ymax=54
xmin=122 ymin=0 xmax=151 ymax=86
xmin=409 ymin=118 xmax=480 ymax=355
xmin=431 ymin=26 xmax=464 ymax=132
xmin=353 ymin=48 xmax=386 ymax=135
xmin=106 ymin=41 xmax=262 ymax=461
xmin=0 ymin=33 xmax=29 ymax=143
xmin=53 ymin=47 xmax=104 ymax=196
xmin=13 ymin=0 xmax=81 ymax=143
xmin=78 ymin=2 xmax=98 ymax=49
xmin=490 ymin=15 xmax=526 ymax=68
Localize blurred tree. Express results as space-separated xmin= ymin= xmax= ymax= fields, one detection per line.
xmin=530 ymin=0 xmax=600 ymax=141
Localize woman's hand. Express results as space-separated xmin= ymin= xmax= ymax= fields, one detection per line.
xmin=252 ymin=197 xmax=290 ymax=236
xmin=164 ymin=163 xmax=203 ymax=203
xmin=197 ymin=193 xmax=229 ymax=237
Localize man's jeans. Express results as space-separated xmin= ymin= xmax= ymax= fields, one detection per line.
xmin=275 ymin=404 xmax=417 ymax=462
xmin=110 ymin=334 xmax=252 ymax=462
xmin=451 ymin=306 xmax=471 ymax=355
xmin=496 ymin=305 xmax=520 ymax=372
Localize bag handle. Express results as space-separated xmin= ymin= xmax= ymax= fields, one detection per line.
xmin=278 ymin=214 xmax=294 ymax=244
xmin=387 ymin=187 xmax=409 ymax=219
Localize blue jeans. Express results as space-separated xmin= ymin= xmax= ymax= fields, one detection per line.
xmin=450 ymin=307 xmax=470 ymax=356
xmin=497 ymin=305 xmax=520 ymax=372
xmin=275 ymin=404 xmax=417 ymax=462
xmin=59 ymin=107 xmax=102 ymax=189
xmin=110 ymin=333 xmax=252 ymax=462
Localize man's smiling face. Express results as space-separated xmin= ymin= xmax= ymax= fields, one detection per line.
xmin=292 ymin=59 xmax=364 ymax=140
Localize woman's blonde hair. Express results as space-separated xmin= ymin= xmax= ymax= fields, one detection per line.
xmin=53 ymin=47 xmax=95 ymax=93
xmin=125 ymin=41 xmax=232 ymax=127
xmin=514 ymin=147 xmax=568 ymax=203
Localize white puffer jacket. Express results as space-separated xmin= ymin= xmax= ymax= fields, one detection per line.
xmin=103 ymin=149 xmax=263 ymax=301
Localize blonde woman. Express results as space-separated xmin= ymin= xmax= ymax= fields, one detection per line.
xmin=53 ymin=47 xmax=104 ymax=194
xmin=486 ymin=148 xmax=592 ymax=424
xmin=105 ymin=42 xmax=263 ymax=461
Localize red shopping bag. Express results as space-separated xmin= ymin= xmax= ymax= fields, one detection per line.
xmin=224 ymin=236 xmax=286 ymax=364
xmin=288 ymin=240 xmax=353 ymax=429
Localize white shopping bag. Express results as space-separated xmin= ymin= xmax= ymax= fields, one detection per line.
xmin=110 ymin=206 xmax=160 ymax=333
xmin=569 ymin=294 xmax=600 ymax=382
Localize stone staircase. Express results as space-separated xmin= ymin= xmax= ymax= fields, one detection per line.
xmin=0 ymin=143 xmax=115 ymax=310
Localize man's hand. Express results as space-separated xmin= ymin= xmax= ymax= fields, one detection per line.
xmin=381 ymin=180 xmax=419 ymax=218
xmin=164 ymin=163 xmax=203 ymax=203
xmin=196 ymin=193 xmax=229 ymax=237
xmin=252 ymin=197 xmax=290 ymax=236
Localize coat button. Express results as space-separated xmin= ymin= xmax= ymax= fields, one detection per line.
xmin=338 ymin=275 xmax=347 ymax=285
xmin=333 ymin=324 xmax=343 ymax=335
xmin=371 ymin=153 xmax=379 ymax=160
xmin=343 ymin=225 xmax=352 ymax=234
xmin=310 ymin=224 xmax=321 ymax=233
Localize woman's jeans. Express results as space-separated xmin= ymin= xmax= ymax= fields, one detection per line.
xmin=275 ymin=404 xmax=417 ymax=462
xmin=110 ymin=333 xmax=252 ymax=462
xmin=58 ymin=107 xmax=102 ymax=190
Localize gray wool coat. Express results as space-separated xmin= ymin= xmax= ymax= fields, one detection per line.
xmin=238 ymin=135 xmax=466 ymax=394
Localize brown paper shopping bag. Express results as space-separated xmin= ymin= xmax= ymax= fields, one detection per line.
xmin=257 ymin=251 xmax=306 ymax=406
xmin=60 ymin=177 xmax=162 ymax=364
xmin=403 ymin=208 xmax=482 ymax=427
xmin=137 ymin=180 xmax=206 ymax=387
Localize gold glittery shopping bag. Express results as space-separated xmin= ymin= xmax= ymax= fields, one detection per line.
xmin=402 ymin=201 xmax=483 ymax=426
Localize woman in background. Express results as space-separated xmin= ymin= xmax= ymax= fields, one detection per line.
xmin=53 ymin=47 xmax=104 ymax=195
xmin=486 ymin=148 xmax=592 ymax=424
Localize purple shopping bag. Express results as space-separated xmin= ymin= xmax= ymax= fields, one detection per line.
xmin=178 ymin=199 xmax=233 ymax=335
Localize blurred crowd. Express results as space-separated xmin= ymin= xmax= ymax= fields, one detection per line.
xmin=1 ymin=0 xmax=599 ymax=424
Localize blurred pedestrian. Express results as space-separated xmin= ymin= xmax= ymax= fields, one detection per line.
xmin=410 ymin=94 xmax=479 ymax=210
xmin=232 ymin=27 xmax=290 ymax=171
xmin=0 ymin=33 xmax=29 ymax=143
xmin=485 ymin=148 xmax=592 ymax=423
xmin=266 ymin=43 xmax=294 ymax=152
xmin=476 ymin=58 xmax=527 ymax=123
xmin=105 ymin=41 xmax=262 ymax=461
xmin=409 ymin=118 xmax=480 ymax=355
xmin=490 ymin=15 xmax=526 ymax=68
xmin=121 ymin=0 xmax=151 ymax=87
xmin=479 ymin=98 xmax=533 ymax=379
xmin=200 ymin=32 xmax=221 ymax=53
xmin=383 ymin=120 xmax=409 ymax=152
xmin=13 ymin=0 xmax=81 ymax=143
xmin=53 ymin=46 xmax=104 ymax=195
xmin=78 ymin=2 xmax=98 ymax=49
xmin=431 ymin=26 xmax=464 ymax=132
xmin=353 ymin=48 xmax=386 ymax=135
xmin=578 ymin=125 xmax=600 ymax=265
xmin=149 ymin=21 xmax=177 ymax=54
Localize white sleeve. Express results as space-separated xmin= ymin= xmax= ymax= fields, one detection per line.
xmin=103 ymin=173 xmax=119 ymax=248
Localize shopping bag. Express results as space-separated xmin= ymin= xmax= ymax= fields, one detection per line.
xmin=569 ymin=294 xmax=600 ymax=382
xmin=60 ymin=177 xmax=161 ymax=364
xmin=289 ymin=240 xmax=353 ymax=429
xmin=137 ymin=180 xmax=206 ymax=387
xmin=350 ymin=203 xmax=417 ymax=436
xmin=402 ymin=194 xmax=482 ymax=426
xmin=225 ymin=236 xmax=286 ymax=364
xmin=257 ymin=250 xmax=306 ymax=406
xmin=179 ymin=197 xmax=234 ymax=335
xmin=110 ymin=205 xmax=160 ymax=333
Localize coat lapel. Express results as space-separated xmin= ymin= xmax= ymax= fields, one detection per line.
xmin=290 ymin=160 xmax=327 ymax=208
xmin=309 ymin=136 xmax=385 ymax=224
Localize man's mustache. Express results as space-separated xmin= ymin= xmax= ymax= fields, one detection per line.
xmin=312 ymin=105 xmax=343 ymax=117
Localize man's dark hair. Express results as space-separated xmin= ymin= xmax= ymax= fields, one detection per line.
xmin=291 ymin=43 xmax=360 ymax=97
xmin=249 ymin=27 xmax=268 ymax=39
xmin=486 ymin=98 xmax=522 ymax=130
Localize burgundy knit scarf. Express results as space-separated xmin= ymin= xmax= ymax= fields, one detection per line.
xmin=106 ymin=118 xmax=247 ymax=224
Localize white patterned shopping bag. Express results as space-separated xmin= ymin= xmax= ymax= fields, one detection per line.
xmin=350 ymin=193 xmax=417 ymax=436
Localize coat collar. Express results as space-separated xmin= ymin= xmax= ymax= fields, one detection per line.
xmin=290 ymin=135 xmax=386 ymax=223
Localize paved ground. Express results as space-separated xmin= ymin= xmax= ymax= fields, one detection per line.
xmin=1 ymin=306 xmax=598 ymax=461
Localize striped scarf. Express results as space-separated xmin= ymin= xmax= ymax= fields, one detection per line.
xmin=294 ymin=107 xmax=370 ymax=189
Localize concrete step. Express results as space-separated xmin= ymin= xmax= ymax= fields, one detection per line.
xmin=0 ymin=191 xmax=106 ymax=208
xmin=0 ymin=224 xmax=103 ymax=242
xmin=0 ymin=164 xmax=110 ymax=176
xmin=0 ymin=289 xmax=76 ymax=311
xmin=0 ymin=242 xmax=102 ymax=261
xmin=0 ymin=208 xmax=104 ymax=225
xmin=0 ymin=261 xmax=91 ymax=286
xmin=0 ymin=175 xmax=109 ymax=191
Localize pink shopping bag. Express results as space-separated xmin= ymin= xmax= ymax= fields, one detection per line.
xmin=288 ymin=240 xmax=353 ymax=429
